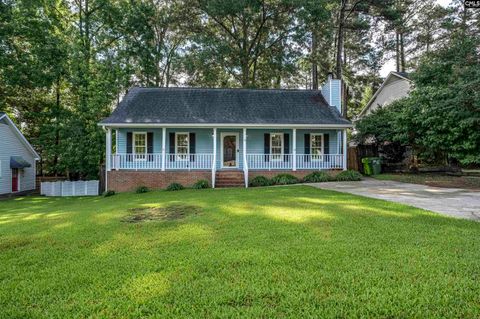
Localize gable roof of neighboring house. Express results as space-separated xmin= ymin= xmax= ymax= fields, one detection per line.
xmin=357 ymin=71 xmax=412 ymax=119
xmin=100 ymin=87 xmax=351 ymax=127
xmin=0 ymin=112 xmax=40 ymax=159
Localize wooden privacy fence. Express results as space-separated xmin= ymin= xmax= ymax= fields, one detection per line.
xmin=347 ymin=145 xmax=378 ymax=173
xmin=41 ymin=180 xmax=99 ymax=197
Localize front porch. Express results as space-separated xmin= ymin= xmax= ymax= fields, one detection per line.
xmin=105 ymin=127 xmax=348 ymax=188
xmin=109 ymin=153 xmax=345 ymax=171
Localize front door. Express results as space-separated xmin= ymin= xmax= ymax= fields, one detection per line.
xmin=11 ymin=169 xmax=18 ymax=192
xmin=221 ymin=133 xmax=239 ymax=168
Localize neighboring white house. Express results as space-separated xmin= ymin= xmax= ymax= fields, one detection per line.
xmin=0 ymin=112 xmax=40 ymax=195
xmin=357 ymin=71 xmax=412 ymax=119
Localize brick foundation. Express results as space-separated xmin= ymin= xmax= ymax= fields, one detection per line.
xmin=107 ymin=170 xmax=212 ymax=192
xmin=248 ymin=170 xmax=341 ymax=182
xmin=107 ymin=169 xmax=343 ymax=192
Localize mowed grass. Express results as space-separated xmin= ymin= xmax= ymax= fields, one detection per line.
xmin=1 ymin=186 xmax=479 ymax=318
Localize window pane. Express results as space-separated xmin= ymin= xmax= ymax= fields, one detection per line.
xmin=271 ymin=134 xmax=282 ymax=147
xmin=272 ymin=146 xmax=282 ymax=155
xmin=176 ymin=134 xmax=188 ymax=147
xmin=311 ymin=135 xmax=322 ymax=159
xmin=311 ymin=135 xmax=322 ymax=149
xmin=134 ymin=134 xmax=146 ymax=159
xmin=270 ymin=134 xmax=283 ymax=160
xmin=176 ymin=134 xmax=189 ymax=159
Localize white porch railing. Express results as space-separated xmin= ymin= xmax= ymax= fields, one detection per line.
xmin=295 ymin=154 xmax=344 ymax=170
xmin=247 ymin=154 xmax=343 ymax=170
xmin=166 ymin=153 xmax=213 ymax=170
xmin=110 ymin=153 xmax=343 ymax=171
xmin=110 ymin=153 xmax=213 ymax=170
xmin=247 ymin=154 xmax=294 ymax=170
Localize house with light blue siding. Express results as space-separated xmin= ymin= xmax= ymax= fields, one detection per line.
xmin=99 ymin=76 xmax=351 ymax=191
xmin=0 ymin=113 xmax=40 ymax=195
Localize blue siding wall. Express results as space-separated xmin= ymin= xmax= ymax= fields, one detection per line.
xmin=117 ymin=128 xmax=342 ymax=170
xmin=321 ymin=79 xmax=342 ymax=113
xmin=296 ymin=129 xmax=339 ymax=155
xmin=117 ymin=128 xmax=163 ymax=153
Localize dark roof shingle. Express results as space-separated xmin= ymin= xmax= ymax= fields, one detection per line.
xmin=100 ymin=87 xmax=350 ymax=126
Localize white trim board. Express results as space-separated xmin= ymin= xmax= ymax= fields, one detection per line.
xmin=100 ymin=123 xmax=352 ymax=129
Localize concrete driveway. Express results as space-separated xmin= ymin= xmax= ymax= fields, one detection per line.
xmin=309 ymin=178 xmax=480 ymax=221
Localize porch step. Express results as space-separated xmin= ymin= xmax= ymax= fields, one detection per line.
xmin=215 ymin=171 xmax=245 ymax=188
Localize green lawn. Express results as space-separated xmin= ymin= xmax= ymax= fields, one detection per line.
xmin=1 ymin=186 xmax=480 ymax=318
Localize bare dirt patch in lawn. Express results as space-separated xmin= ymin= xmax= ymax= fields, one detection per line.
xmin=122 ymin=204 xmax=202 ymax=223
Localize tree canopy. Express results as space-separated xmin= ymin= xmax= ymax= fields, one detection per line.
xmin=355 ymin=27 xmax=480 ymax=165
xmin=0 ymin=0 xmax=477 ymax=177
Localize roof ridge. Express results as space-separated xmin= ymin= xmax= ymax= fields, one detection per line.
xmin=130 ymin=86 xmax=324 ymax=93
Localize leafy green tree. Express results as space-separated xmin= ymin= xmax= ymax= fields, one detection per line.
xmin=186 ymin=0 xmax=299 ymax=88
xmin=356 ymin=32 xmax=480 ymax=166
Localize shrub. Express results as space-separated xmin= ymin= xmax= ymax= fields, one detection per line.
xmin=135 ymin=186 xmax=149 ymax=194
xmin=249 ymin=176 xmax=272 ymax=187
xmin=103 ymin=190 xmax=116 ymax=197
xmin=166 ymin=182 xmax=184 ymax=191
xmin=193 ymin=179 xmax=209 ymax=189
xmin=335 ymin=170 xmax=363 ymax=181
xmin=271 ymin=173 xmax=299 ymax=185
xmin=304 ymin=171 xmax=331 ymax=183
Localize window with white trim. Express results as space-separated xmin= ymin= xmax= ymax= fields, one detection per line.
xmin=270 ymin=133 xmax=284 ymax=161
xmin=311 ymin=133 xmax=324 ymax=160
xmin=175 ymin=132 xmax=189 ymax=160
xmin=133 ymin=132 xmax=147 ymax=161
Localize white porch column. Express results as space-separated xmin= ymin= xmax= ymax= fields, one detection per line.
xmin=161 ymin=127 xmax=166 ymax=171
xmin=115 ymin=129 xmax=119 ymax=170
xmin=212 ymin=128 xmax=217 ymax=188
xmin=106 ymin=128 xmax=112 ymax=171
xmin=292 ymin=128 xmax=297 ymax=171
xmin=105 ymin=128 xmax=112 ymax=193
xmin=115 ymin=129 xmax=119 ymax=153
xmin=243 ymin=128 xmax=248 ymax=188
xmin=343 ymin=129 xmax=348 ymax=170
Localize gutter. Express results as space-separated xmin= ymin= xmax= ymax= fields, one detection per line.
xmin=97 ymin=123 xmax=353 ymax=129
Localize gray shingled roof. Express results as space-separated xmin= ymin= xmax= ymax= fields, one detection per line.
xmin=100 ymin=87 xmax=351 ymax=126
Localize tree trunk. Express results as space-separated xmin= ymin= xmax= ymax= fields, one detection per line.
xmin=342 ymin=48 xmax=348 ymax=117
xmin=395 ymin=32 xmax=400 ymax=72
xmin=311 ymin=31 xmax=318 ymax=90
xmin=241 ymin=56 xmax=249 ymax=87
xmin=400 ymin=32 xmax=406 ymax=72
xmin=335 ymin=2 xmax=345 ymax=80
xmin=165 ymin=61 xmax=171 ymax=88
xmin=54 ymin=77 xmax=61 ymax=176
